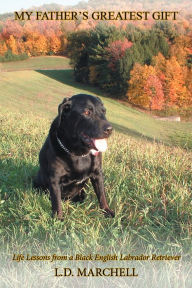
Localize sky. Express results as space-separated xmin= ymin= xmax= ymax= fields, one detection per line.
xmin=0 ymin=0 xmax=86 ymax=14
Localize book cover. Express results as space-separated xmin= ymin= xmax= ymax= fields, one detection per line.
xmin=0 ymin=0 xmax=191 ymax=287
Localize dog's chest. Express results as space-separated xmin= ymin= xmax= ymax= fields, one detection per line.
xmin=73 ymin=156 xmax=92 ymax=173
xmin=59 ymin=156 xmax=94 ymax=186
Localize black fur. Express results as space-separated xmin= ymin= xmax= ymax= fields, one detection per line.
xmin=33 ymin=94 xmax=115 ymax=219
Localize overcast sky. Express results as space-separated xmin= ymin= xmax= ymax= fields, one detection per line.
xmin=0 ymin=0 xmax=86 ymax=14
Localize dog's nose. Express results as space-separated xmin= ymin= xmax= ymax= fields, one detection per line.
xmin=104 ymin=125 xmax=113 ymax=135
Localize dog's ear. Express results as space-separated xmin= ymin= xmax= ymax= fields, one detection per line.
xmin=96 ymin=96 xmax=103 ymax=105
xmin=58 ymin=98 xmax=72 ymax=125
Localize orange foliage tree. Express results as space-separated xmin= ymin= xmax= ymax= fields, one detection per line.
xmin=24 ymin=32 xmax=48 ymax=56
xmin=47 ymin=34 xmax=61 ymax=54
xmin=0 ymin=19 xmax=68 ymax=57
xmin=170 ymin=36 xmax=189 ymax=66
xmin=127 ymin=63 xmax=164 ymax=110
xmin=0 ymin=41 xmax=7 ymax=55
xmin=144 ymin=75 xmax=164 ymax=110
xmin=164 ymin=57 xmax=189 ymax=107
xmin=6 ymin=35 xmax=18 ymax=54
xmin=153 ymin=54 xmax=191 ymax=108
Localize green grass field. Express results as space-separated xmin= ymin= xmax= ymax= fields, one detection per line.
xmin=0 ymin=56 xmax=70 ymax=71
xmin=0 ymin=57 xmax=192 ymax=148
xmin=0 ymin=56 xmax=192 ymax=287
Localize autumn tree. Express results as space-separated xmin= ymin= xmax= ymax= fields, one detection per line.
xmin=185 ymin=68 xmax=192 ymax=104
xmin=47 ymin=34 xmax=61 ymax=55
xmin=170 ymin=36 xmax=189 ymax=65
xmin=24 ymin=32 xmax=48 ymax=56
xmin=6 ymin=35 xmax=18 ymax=54
xmin=152 ymin=53 xmax=191 ymax=108
xmin=33 ymin=34 xmax=48 ymax=55
xmin=1 ymin=20 xmax=23 ymax=40
xmin=0 ymin=41 xmax=7 ymax=55
xmin=152 ymin=53 xmax=166 ymax=74
xmin=0 ymin=18 xmax=68 ymax=57
xmin=128 ymin=63 xmax=164 ymax=110
xmin=164 ymin=57 xmax=189 ymax=107
xmin=106 ymin=38 xmax=133 ymax=70
xmin=144 ymin=74 xmax=164 ymax=110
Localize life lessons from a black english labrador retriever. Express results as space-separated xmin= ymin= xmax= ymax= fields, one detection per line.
xmin=33 ymin=94 xmax=115 ymax=219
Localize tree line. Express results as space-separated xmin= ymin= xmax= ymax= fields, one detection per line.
xmin=0 ymin=18 xmax=191 ymax=111
xmin=68 ymin=22 xmax=192 ymax=110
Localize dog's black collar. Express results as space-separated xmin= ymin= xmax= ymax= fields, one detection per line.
xmin=56 ymin=135 xmax=70 ymax=154
xmin=56 ymin=135 xmax=90 ymax=157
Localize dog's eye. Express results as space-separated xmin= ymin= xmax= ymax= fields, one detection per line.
xmin=83 ymin=110 xmax=91 ymax=116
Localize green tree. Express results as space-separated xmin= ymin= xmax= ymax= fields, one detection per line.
xmin=68 ymin=30 xmax=91 ymax=82
xmin=153 ymin=21 xmax=178 ymax=43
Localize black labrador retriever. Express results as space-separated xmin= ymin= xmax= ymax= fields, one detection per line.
xmin=33 ymin=94 xmax=115 ymax=219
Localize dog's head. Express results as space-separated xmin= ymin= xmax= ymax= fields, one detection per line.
xmin=57 ymin=94 xmax=112 ymax=155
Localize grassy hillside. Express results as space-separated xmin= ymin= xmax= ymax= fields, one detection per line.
xmin=1 ymin=110 xmax=192 ymax=287
xmin=0 ymin=57 xmax=192 ymax=148
xmin=0 ymin=56 xmax=192 ymax=287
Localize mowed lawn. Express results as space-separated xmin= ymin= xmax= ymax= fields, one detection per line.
xmin=0 ymin=56 xmax=70 ymax=71
xmin=0 ymin=56 xmax=192 ymax=148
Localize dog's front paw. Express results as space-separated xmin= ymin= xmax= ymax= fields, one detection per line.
xmin=103 ymin=208 xmax=115 ymax=218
